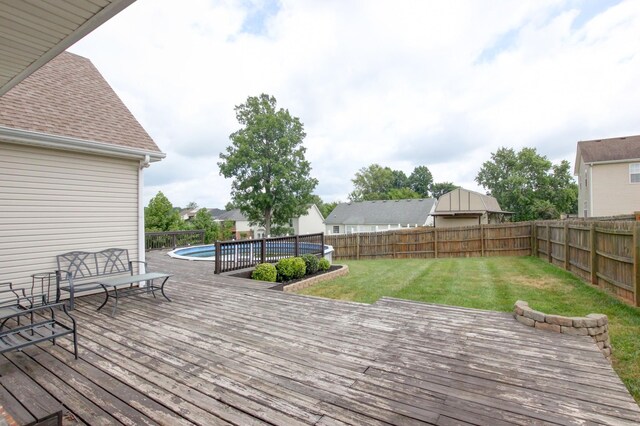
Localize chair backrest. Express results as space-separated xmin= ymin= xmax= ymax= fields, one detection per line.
xmin=0 ymin=282 xmax=20 ymax=306
xmin=56 ymin=248 xmax=132 ymax=282
xmin=96 ymin=248 xmax=131 ymax=275
xmin=56 ymin=251 xmax=98 ymax=280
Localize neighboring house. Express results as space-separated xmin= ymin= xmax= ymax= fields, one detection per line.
xmin=213 ymin=209 xmax=255 ymax=239
xmin=325 ymin=199 xmax=436 ymax=234
xmin=432 ymin=188 xmax=510 ymax=228
xmin=0 ymin=51 xmax=164 ymax=291
xmin=212 ymin=205 xmax=325 ymax=239
xmin=180 ymin=208 xmax=199 ymax=221
xmin=291 ymin=205 xmax=326 ymax=235
xmin=574 ymin=135 xmax=640 ymax=218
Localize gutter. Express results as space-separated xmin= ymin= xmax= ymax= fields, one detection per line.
xmin=0 ymin=126 xmax=165 ymax=161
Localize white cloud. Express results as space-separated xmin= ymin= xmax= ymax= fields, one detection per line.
xmin=70 ymin=0 xmax=640 ymax=207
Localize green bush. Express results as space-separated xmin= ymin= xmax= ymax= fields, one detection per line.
xmin=318 ymin=258 xmax=330 ymax=272
xmin=301 ymin=254 xmax=320 ymax=275
xmin=276 ymin=257 xmax=306 ymax=281
xmin=251 ymin=263 xmax=277 ymax=282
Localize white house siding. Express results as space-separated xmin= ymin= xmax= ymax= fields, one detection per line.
xmin=590 ymin=162 xmax=640 ymax=217
xmin=0 ymin=142 xmax=139 ymax=292
xmin=292 ymin=205 xmax=325 ymax=235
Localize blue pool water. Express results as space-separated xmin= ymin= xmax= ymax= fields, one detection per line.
xmin=168 ymin=242 xmax=331 ymax=261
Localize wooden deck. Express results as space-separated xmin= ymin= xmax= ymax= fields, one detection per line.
xmin=1 ymin=251 xmax=639 ymax=425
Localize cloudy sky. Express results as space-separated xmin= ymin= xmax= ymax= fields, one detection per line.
xmin=69 ymin=0 xmax=640 ymax=208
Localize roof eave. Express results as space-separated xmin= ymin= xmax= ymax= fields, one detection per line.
xmin=0 ymin=0 xmax=136 ymax=96
xmin=0 ymin=125 xmax=165 ymax=162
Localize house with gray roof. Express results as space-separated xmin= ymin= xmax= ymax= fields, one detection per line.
xmin=575 ymin=135 xmax=640 ymax=218
xmin=432 ymin=188 xmax=510 ymax=228
xmin=0 ymin=50 xmax=163 ymax=291
xmin=325 ymin=199 xmax=436 ymax=234
xmin=212 ymin=206 xmax=325 ymax=239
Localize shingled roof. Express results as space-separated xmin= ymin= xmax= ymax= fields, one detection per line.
xmin=325 ymin=198 xmax=436 ymax=226
xmin=0 ymin=51 xmax=161 ymax=154
xmin=575 ymin=135 xmax=640 ymax=174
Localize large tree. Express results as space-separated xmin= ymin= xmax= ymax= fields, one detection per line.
xmin=144 ymin=191 xmax=182 ymax=231
xmin=475 ymin=147 xmax=578 ymax=221
xmin=408 ymin=165 xmax=433 ymax=197
xmin=218 ymin=94 xmax=318 ymax=235
xmin=349 ymin=164 xmax=395 ymax=201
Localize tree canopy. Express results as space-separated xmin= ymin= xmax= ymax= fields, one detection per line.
xmin=349 ymin=164 xmax=442 ymax=201
xmin=218 ymin=94 xmax=318 ymax=235
xmin=430 ymin=182 xmax=459 ymax=199
xmin=144 ymin=191 xmax=182 ymax=231
xmin=475 ymin=147 xmax=578 ymax=221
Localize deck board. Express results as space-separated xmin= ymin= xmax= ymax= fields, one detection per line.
xmin=1 ymin=250 xmax=639 ymax=425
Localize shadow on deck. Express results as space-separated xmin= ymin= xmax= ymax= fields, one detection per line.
xmin=1 ymin=250 xmax=639 ymax=425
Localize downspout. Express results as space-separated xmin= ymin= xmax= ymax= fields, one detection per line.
xmin=138 ymin=155 xmax=150 ymax=274
xmin=588 ymin=164 xmax=593 ymax=217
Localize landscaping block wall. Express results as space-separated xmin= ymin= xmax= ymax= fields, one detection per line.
xmin=513 ymin=300 xmax=611 ymax=361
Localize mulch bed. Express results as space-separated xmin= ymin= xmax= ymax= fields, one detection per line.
xmin=228 ymin=265 xmax=342 ymax=291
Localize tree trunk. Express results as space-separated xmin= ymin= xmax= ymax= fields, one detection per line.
xmin=264 ymin=208 xmax=272 ymax=236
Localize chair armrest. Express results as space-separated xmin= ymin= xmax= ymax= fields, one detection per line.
xmin=129 ymin=260 xmax=148 ymax=273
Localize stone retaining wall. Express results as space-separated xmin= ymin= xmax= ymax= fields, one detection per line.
xmin=513 ymin=300 xmax=611 ymax=361
xmin=283 ymin=265 xmax=349 ymax=292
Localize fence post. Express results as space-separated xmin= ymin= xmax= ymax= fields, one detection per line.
xmin=172 ymin=233 xmax=177 ymax=249
xmin=531 ymin=222 xmax=537 ymax=257
xmin=214 ymin=241 xmax=221 ymax=274
xmin=546 ymin=224 xmax=552 ymax=264
xmin=564 ymin=222 xmax=569 ymax=270
xmin=261 ymin=238 xmax=266 ymax=264
xmin=634 ymin=222 xmax=640 ymax=306
xmin=590 ymin=223 xmax=597 ymax=285
xmin=356 ymin=233 xmax=360 ymax=261
xmin=480 ymin=224 xmax=485 ymax=257
xmin=434 ymin=228 xmax=438 ymax=259
xmin=321 ymin=233 xmax=325 ymax=259
xmin=295 ymin=235 xmax=299 ymax=257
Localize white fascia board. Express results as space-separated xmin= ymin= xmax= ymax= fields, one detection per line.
xmin=584 ymin=158 xmax=640 ymax=166
xmin=0 ymin=0 xmax=136 ymax=96
xmin=0 ymin=126 xmax=165 ymax=162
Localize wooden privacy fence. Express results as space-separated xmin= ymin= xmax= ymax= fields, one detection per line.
xmin=534 ymin=220 xmax=640 ymax=307
xmin=145 ymin=230 xmax=205 ymax=250
xmin=214 ymin=233 xmax=325 ymax=274
xmin=326 ymin=221 xmax=640 ymax=307
xmin=325 ymin=223 xmax=532 ymax=260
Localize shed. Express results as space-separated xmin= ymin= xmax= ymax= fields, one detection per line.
xmin=432 ymin=188 xmax=510 ymax=227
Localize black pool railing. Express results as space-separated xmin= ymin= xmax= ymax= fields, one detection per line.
xmin=214 ymin=233 xmax=325 ymax=274
xmin=146 ymin=230 xmax=206 ymax=250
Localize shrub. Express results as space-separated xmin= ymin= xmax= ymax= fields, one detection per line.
xmin=252 ymin=263 xmax=277 ymax=282
xmin=301 ymin=254 xmax=319 ymax=275
xmin=276 ymin=257 xmax=306 ymax=281
xmin=318 ymin=258 xmax=330 ymax=272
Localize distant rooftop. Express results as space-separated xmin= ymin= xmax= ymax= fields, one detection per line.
xmin=575 ymin=135 xmax=640 ymax=174
xmin=325 ymin=198 xmax=436 ymax=225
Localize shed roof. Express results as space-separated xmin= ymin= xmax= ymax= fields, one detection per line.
xmin=574 ymin=135 xmax=640 ymax=174
xmin=0 ymin=51 xmax=161 ymax=154
xmin=325 ymin=198 xmax=436 ymax=225
xmin=432 ymin=188 xmax=509 ymax=215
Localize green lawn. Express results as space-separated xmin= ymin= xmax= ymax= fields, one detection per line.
xmin=296 ymin=256 xmax=640 ymax=403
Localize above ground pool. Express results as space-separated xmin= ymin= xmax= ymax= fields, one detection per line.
xmin=168 ymin=242 xmax=334 ymax=262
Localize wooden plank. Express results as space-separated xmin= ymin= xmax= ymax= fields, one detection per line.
xmin=0 ymin=381 xmax=36 ymax=425
xmin=0 ymin=357 xmax=63 ymax=423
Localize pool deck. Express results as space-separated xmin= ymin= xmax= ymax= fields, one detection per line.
xmin=1 ymin=250 xmax=639 ymax=425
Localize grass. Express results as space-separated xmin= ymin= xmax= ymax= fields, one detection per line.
xmin=296 ymin=256 xmax=640 ymax=403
